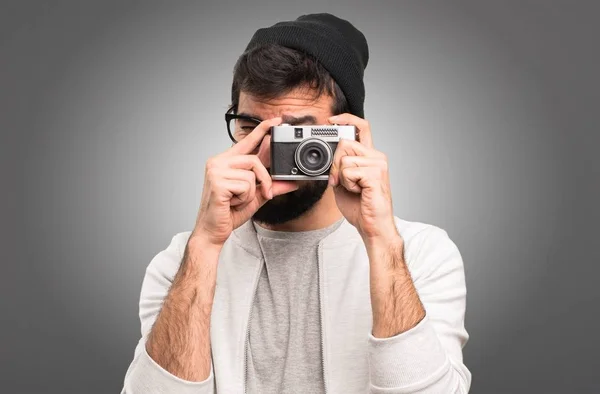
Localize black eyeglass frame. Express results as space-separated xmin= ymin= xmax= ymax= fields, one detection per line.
xmin=225 ymin=105 xmax=264 ymax=143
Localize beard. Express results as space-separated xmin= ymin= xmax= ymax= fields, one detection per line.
xmin=252 ymin=179 xmax=329 ymax=225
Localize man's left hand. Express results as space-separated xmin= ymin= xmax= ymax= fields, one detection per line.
xmin=329 ymin=114 xmax=425 ymax=337
xmin=327 ymin=113 xmax=399 ymax=243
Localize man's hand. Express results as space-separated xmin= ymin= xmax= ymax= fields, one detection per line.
xmin=328 ymin=113 xmax=425 ymax=338
xmin=327 ymin=113 xmax=398 ymax=243
xmin=193 ymin=117 xmax=298 ymax=247
xmin=145 ymin=117 xmax=299 ymax=383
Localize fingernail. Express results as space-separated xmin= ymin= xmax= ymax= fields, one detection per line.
xmin=328 ymin=175 xmax=335 ymax=186
xmin=268 ymin=189 xmax=273 ymax=199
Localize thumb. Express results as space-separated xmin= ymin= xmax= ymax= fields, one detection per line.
xmin=272 ymin=180 xmax=299 ymax=197
xmin=255 ymin=180 xmax=299 ymax=206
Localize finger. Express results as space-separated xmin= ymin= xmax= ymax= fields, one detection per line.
xmin=225 ymin=155 xmax=273 ymax=199
xmin=336 ymin=138 xmax=372 ymax=157
xmin=336 ymin=157 xmax=388 ymax=189
xmin=329 ymin=139 xmax=375 ymax=186
xmin=328 ymin=113 xmax=373 ymax=149
xmin=220 ymin=168 xmax=256 ymax=206
xmin=338 ymin=166 xmax=364 ymax=193
xmin=214 ymin=179 xmax=252 ymax=206
xmin=226 ymin=116 xmax=282 ymax=157
xmin=339 ymin=155 xmax=386 ymax=170
xmin=338 ymin=166 xmax=381 ymax=193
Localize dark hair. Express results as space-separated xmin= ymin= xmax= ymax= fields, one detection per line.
xmin=230 ymin=44 xmax=349 ymax=115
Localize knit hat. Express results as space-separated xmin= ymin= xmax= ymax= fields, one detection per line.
xmin=245 ymin=13 xmax=369 ymax=118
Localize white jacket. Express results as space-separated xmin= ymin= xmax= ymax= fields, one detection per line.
xmin=122 ymin=217 xmax=471 ymax=393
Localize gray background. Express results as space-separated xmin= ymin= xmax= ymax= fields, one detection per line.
xmin=1 ymin=1 xmax=598 ymax=393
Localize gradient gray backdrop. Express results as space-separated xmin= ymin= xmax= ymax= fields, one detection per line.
xmin=1 ymin=1 xmax=598 ymax=393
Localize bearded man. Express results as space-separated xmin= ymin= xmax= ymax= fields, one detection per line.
xmin=122 ymin=13 xmax=471 ymax=394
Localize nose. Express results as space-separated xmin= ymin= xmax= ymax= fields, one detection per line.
xmin=255 ymin=134 xmax=271 ymax=169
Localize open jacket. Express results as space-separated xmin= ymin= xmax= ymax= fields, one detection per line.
xmin=122 ymin=216 xmax=471 ymax=393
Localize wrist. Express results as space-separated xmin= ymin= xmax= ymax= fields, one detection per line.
xmin=189 ymin=229 xmax=224 ymax=255
xmin=362 ymin=228 xmax=403 ymax=254
xmin=180 ymin=232 xmax=222 ymax=288
xmin=359 ymin=216 xmax=400 ymax=245
xmin=364 ymin=231 xmax=406 ymax=277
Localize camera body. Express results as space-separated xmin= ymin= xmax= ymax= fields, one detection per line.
xmin=270 ymin=124 xmax=357 ymax=180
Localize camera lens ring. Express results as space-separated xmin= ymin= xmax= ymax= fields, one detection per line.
xmin=294 ymin=138 xmax=333 ymax=176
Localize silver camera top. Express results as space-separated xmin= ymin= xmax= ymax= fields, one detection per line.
xmin=271 ymin=124 xmax=356 ymax=142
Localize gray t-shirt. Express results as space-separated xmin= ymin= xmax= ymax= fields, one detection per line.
xmin=246 ymin=218 xmax=344 ymax=394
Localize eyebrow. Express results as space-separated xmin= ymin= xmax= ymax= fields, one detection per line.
xmin=282 ymin=114 xmax=317 ymax=125
xmin=237 ymin=112 xmax=318 ymax=125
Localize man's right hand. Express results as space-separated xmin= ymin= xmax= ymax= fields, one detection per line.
xmin=192 ymin=116 xmax=299 ymax=247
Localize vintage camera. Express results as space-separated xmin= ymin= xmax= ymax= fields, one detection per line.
xmin=270 ymin=124 xmax=357 ymax=180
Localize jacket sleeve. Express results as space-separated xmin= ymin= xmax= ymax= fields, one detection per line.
xmin=121 ymin=232 xmax=215 ymax=394
xmin=368 ymin=224 xmax=471 ymax=393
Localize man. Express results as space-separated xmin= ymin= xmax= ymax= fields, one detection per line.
xmin=122 ymin=13 xmax=471 ymax=394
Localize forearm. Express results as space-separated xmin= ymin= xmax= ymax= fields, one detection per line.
xmin=364 ymin=227 xmax=471 ymax=392
xmin=145 ymin=235 xmax=220 ymax=382
xmin=365 ymin=234 xmax=425 ymax=338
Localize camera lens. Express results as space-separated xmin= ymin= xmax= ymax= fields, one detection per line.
xmin=306 ymin=149 xmax=321 ymax=165
xmin=295 ymin=138 xmax=333 ymax=176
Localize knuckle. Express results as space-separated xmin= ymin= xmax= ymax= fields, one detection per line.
xmin=206 ymin=167 xmax=218 ymax=179
xmin=380 ymin=156 xmax=389 ymax=169
xmin=206 ymin=156 xmax=223 ymax=170
xmin=209 ymin=179 xmax=223 ymax=193
xmin=206 ymin=157 xmax=218 ymax=170
xmin=252 ymin=155 xmax=265 ymax=169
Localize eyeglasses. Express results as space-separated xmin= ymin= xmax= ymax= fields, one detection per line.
xmin=225 ymin=106 xmax=264 ymax=143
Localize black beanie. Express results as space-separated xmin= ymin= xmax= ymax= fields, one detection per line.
xmin=245 ymin=13 xmax=369 ymax=118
